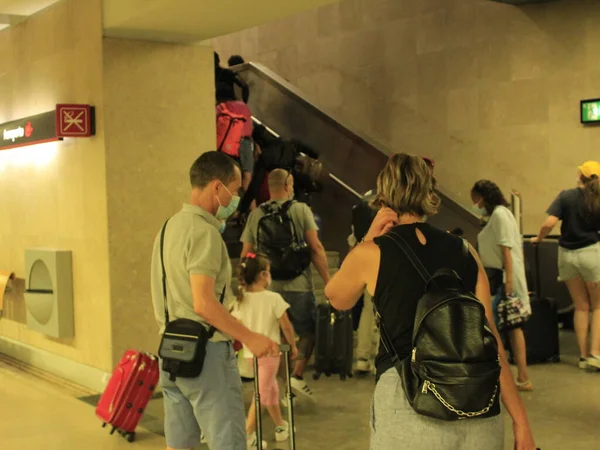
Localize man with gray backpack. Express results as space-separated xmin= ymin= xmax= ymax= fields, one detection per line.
xmin=241 ymin=169 xmax=330 ymax=401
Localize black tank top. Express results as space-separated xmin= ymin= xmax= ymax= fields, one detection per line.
xmin=373 ymin=223 xmax=478 ymax=381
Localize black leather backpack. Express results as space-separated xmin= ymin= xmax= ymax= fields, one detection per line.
xmin=376 ymin=232 xmax=501 ymax=421
xmin=257 ymin=200 xmax=311 ymax=281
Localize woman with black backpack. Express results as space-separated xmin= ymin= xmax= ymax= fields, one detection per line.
xmin=325 ymin=154 xmax=535 ymax=450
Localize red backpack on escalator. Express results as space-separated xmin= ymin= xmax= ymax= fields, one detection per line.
xmin=216 ymin=103 xmax=246 ymax=158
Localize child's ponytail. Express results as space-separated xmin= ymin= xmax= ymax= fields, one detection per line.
xmin=236 ymin=253 xmax=270 ymax=302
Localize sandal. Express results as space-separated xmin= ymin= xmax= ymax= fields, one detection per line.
xmin=515 ymin=379 xmax=534 ymax=392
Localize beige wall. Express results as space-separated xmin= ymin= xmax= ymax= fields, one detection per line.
xmin=214 ymin=0 xmax=600 ymax=233
xmin=102 ymin=39 xmax=216 ymax=365
xmin=0 ymin=1 xmax=217 ymax=376
xmin=0 ymin=0 xmax=113 ymax=371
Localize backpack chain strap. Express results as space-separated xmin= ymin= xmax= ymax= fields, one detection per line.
xmin=423 ymin=381 xmax=499 ymax=418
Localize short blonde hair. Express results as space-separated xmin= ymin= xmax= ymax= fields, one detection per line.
xmin=268 ymin=169 xmax=290 ymax=190
xmin=372 ymin=153 xmax=440 ymax=217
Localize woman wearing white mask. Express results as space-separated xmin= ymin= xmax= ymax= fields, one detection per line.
xmin=471 ymin=180 xmax=532 ymax=391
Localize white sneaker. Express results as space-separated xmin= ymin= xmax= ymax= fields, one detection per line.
xmin=290 ymin=377 xmax=315 ymax=401
xmin=355 ymin=358 xmax=371 ymax=374
xmin=579 ymin=358 xmax=589 ymax=370
xmin=247 ymin=432 xmax=268 ymax=449
xmin=587 ymin=355 xmax=600 ymax=370
xmin=275 ymin=421 xmax=290 ymax=442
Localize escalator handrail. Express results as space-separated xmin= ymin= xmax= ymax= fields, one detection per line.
xmin=236 ymin=62 xmax=480 ymax=226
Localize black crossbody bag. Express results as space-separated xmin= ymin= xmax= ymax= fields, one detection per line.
xmin=157 ymin=219 xmax=225 ymax=381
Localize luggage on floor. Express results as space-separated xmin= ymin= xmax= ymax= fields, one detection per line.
xmin=523 ymin=238 xmax=572 ymax=314
xmin=96 ymin=349 xmax=159 ymax=443
xmin=510 ymin=296 xmax=561 ymax=364
xmin=313 ymin=302 xmax=353 ymax=381
xmin=254 ymin=344 xmax=296 ymax=450
xmin=509 ymin=240 xmax=560 ymax=364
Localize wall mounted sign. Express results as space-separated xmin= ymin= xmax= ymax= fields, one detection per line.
xmin=0 ymin=111 xmax=59 ymax=150
xmin=0 ymin=104 xmax=95 ymax=151
xmin=56 ymin=104 xmax=95 ymax=137
xmin=581 ymin=98 xmax=600 ymax=124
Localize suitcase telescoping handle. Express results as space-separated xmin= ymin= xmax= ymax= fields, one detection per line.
xmin=253 ymin=344 xmax=295 ymax=450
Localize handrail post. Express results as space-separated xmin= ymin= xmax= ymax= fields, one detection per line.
xmin=511 ymin=190 xmax=523 ymax=235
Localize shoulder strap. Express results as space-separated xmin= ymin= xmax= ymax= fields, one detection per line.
xmin=372 ymin=296 xmax=402 ymax=366
xmin=281 ymin=200 xmax=303 ymax=243
xmin=207 ymin=286 xmax=226 ymax=338
xmin=383 ymin=231 xmax=431 ymax=282
xmin=280 ymin=200 xmax=296 ymax=215
xmin=461 ymin=238 xmax=469 ymax=257
xmin=375 ymin=229 xmax=430 ymax=365
xmin=160 ymin=219 xmax=171 ymax=324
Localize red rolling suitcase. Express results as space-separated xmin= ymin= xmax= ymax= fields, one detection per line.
xmin=96 ymin=349 xmax=159 ymax=442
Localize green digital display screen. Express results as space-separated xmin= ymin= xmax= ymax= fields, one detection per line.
xmin=581 ymin=99 xmax=600 ymax=123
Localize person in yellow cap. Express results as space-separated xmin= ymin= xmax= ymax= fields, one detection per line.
xmin=532 ymin=161 xmax=600 ymax=370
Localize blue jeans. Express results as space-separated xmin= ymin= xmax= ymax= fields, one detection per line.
xmin=160 ymin=341 xmax=245 ymax=450
xmin=492 ymin=286 xmax=503 ymax=329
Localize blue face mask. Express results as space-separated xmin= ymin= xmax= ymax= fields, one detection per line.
xmin=216 ymin=184 xmax=240 ymax=220
xmin=471 ymin=204 xmax=487 ymax=217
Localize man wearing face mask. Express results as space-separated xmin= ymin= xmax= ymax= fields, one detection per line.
xmin=241 ymin=169 xmax=330 ymax=402
xmin=151 ymin=151 xmax=280 ymax=450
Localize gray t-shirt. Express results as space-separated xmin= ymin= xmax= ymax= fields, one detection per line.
xmin=477 ymin=206 xmax=530 ymax=312
xmin=151 ymin=204 xmax=233 ymax=341
xmin=241 ymin=200 xmax=318 ymax=292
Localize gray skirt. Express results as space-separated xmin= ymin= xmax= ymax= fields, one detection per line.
xmin=370 ymin=369 xmax=505 ymax=450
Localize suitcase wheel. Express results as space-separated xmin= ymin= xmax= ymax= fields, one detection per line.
xmin=340 ymin=373 xmax=346 ymax=381
xmin=347 ymin=372 xmax=353 ymax=379
xmin=110 ymin=426 xmax=117 ymax=435
xmin=312 ymin=372 xmax=321 ymax=381
xmin=101 ymin=423 xmax=106 ymax=428
xmin=117 ymin=430 xmax=136 ymax=442
xmin=551 ymin=355 xmax=561 ymax=363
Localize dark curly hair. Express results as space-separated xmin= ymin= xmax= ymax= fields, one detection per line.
xmin=471 ymin=180 xmax=509 ymax=216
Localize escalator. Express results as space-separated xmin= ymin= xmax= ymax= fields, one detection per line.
xmin=232 ymin=62 xmax=481 ymax=258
